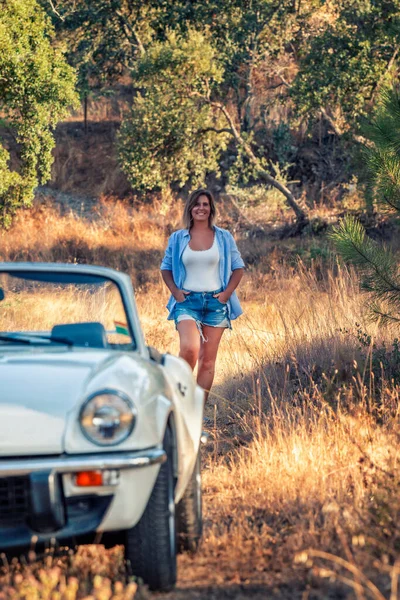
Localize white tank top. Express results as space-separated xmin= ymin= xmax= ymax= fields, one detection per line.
xmin=182 ymin=236 xmax=221 ymax=292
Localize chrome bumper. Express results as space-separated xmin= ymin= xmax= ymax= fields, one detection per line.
xmin=0 ymin=448 xmax=166 ymax=477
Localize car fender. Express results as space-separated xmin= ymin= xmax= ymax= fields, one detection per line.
xmin=161 ymin=354 xmax=205 ymax=502
xmin=64 ymin=354 xmax=173 ymax=453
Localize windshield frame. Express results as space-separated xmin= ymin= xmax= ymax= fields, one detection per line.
xmin=0 ymin=263 xmax=139 ymax=352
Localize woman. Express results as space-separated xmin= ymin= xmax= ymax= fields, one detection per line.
xmin=160 ymin=188 xmax=244 ymax=402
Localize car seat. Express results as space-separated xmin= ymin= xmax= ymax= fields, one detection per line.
xmin=51 ymin=322 xmax=108 ymax=349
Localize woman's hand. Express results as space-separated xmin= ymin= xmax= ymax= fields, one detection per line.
xmin=214 ymin=270 xmax=244 ymax=305
xmin=213 ymin=291 xmax=230 ymax=304
xmin=174 ymin=289 xmax=190 ymax=303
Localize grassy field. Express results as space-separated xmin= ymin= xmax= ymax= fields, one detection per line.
xmin=0 ymin=195 xmax=399 ymax=599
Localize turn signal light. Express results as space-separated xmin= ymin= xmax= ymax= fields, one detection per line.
xmin=75 ymin=471 xmax=103 ymax=487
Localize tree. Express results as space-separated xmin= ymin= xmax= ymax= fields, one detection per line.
xmin=117 ymin=30 xmax=230 ymax=191
xmin=331 ymin=86 xmax=400 ymax=323
xmin=49 ymin=0 xmax=308 ymax=105
xmin=49 ymin=1 xmax=312 ymax=220
xmin=118 ymin=27 xmax=308 ymax=222
xmin=150 ymin=0 xmax=321 ymax=129
xmin=45 ymin=1 xmax=151 ymax=77
xmin=0 ymin=0 xmax=78 ymax=227
xmin=291 ymin=0 xmax=400 ymax=134
xmin=43 ymin=0 xmax=164 ymax=101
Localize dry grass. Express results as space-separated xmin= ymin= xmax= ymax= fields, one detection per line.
xmin=0 ymin=546 xmax=146 ymax=600
xmin=0 ymin=195 xmax=399 ymax=598
xmin=0 ymin=193 xmax=182 ymax=286
xmin=0 ymin=279 xmax=128 ymax=334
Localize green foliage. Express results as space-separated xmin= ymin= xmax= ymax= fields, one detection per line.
xmin=37 ymin=0 xmax=400 ymax=210
xmin=226 ymin=183 xmax=286 ymax=209
xmin=155 ymin=1 xmax=317 ymax=84
xmin=341 ymin=323 xmax=400 ymax=388
xmin=0 ymin=147 xmax=24 ymax=228
xmin=361 ymin=87 xmax=400 ymax=211
xmin=331 ymin=84 xmax=400 ymax=324
xmin=227 ymin=134 xmax=262 ymax=187
xmin=331 ymin=215 xmax=400 ymax=322
xmin=355 ymin=325 xmax=400 ymax=386
xmin=43 ymin=2 xmax=317 ymax=216
xmin=41 ymin=0 xmax=400 ymax=211
xmin=46 ymin=1 xmax=158 ymax=94
xmin=0 ymin=0 xmax=78 ymax=226
xmin=117 ymin=30 xmax=229 ymax=190
xmin=292 ymin=0 xmax=400 ymax=126
xmin=271 ymin=123 xmax=297 ymax=167
xmin=49 ymin=0 xmax=319 ymax=99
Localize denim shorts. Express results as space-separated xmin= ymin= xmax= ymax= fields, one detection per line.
xmin=171 ymin=288 xmax=231 ymax=341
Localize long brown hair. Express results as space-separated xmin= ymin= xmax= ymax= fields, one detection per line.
xmin=183 ymin=188 xmax=216 ymax=230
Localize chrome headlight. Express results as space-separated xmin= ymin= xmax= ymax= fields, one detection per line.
xmin=79 ymin=390 xmax=136 ymax=446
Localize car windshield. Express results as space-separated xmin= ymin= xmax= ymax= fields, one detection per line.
xmin=0 ymin=270 xmax=135 ymax=350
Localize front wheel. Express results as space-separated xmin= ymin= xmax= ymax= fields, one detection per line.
xmin=176 ymin=450 xmax=202 ymax=553
xmin=124 ymin=428 xmax=177 ymax=591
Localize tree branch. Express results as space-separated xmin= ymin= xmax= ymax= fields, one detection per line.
xmin=48 ymin=0 xmax=64 ymax=21
xmin=370 ymin=305 xmax=400 ymax=324
xmin=320 ymin=108 xmax=368 ymax=144
xmin=320 ymin=108 xmax=343 ymax=136
xmin=343 ymin=232 xmax=400 ymax=295
xmin=369 ymin=45 xmax=400 ymax=107
xmin=186 ymin=88 xmax=307 ymax=221
xmin=115 ymin=10 xmax=145 ymax=57
xmin=198 ymin=127 xmax=232 ymax=135
xmin=276 ymin=74 xmax=292 ymax=88
xmin=265 ymin=82 xmax=287 ymax=91
xmin=209 ymin=100 xmax=307 ymax=222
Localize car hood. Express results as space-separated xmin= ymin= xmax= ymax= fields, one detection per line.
xmin=0 ymin=348 xmax=124 ymax=456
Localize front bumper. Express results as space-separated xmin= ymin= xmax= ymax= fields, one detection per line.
xmin=0 ymin=448 xmax=166 ymax=477
xmin=0 ymin=449 xmax=165 ymax=549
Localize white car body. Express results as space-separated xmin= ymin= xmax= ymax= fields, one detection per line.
xmin=0 ymin=263 xmax=204 ymax=549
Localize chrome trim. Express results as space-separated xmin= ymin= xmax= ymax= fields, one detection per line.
xmin=0 ymin=449 xmax=166 ymax=478
xmin=79 ymin=389 xmax=137 ymax=447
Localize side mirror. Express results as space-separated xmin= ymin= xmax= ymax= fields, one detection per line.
xmin=0 ymin=288 xmax=4 ymax=301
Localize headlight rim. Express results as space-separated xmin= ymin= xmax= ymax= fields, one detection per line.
xmin=79 ymin=388 xmax=137 ymax=447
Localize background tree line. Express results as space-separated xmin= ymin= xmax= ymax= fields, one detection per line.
xmin=1 ymin=0 xmax=400 ymax=226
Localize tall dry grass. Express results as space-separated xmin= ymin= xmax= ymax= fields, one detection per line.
xmin=0 ymin=546 xmax=146 ymax=600
xmin=0 ymin=195 xmax=399 ymax=598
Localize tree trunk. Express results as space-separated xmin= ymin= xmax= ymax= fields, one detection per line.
xmin=84 ymin=94 xmax=88 ymax=135
xmin=215 ymin=102 xmax=308 ymax=223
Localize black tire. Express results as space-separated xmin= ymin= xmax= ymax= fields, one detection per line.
xmin=176 ymin=449 xmax=202 ymax=553
xmin=124 ymin=427 xmax=177 ymax=591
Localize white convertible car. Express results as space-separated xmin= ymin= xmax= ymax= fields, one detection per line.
xmin=0 ymin=262 xmax=205 ymax=591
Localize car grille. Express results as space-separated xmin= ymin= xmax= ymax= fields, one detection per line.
xmin=0 ymin=476 xmax=31 ymax=525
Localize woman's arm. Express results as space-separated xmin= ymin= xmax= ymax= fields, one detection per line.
xmin=160 ymin=232 xmax=189 ymax=303
xmin=214 ymin=268 xmax=244 ymax=304
xmin=214 ymin=231 xmax=245 ymax=303
xmin=161 ymin=270 xmax=188 ymax=303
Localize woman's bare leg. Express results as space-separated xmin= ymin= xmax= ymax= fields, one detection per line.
xmin=177 ymin=320 xmax=200 ymax=369
xmin=197 ymin=326 xmax=225 ymax=402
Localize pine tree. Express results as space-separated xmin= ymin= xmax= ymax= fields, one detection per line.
xmin=331 ymin=86 xmax=400 ymax=324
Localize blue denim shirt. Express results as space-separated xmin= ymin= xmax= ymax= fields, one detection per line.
xmin=160 ymin=226 xmax=245 ymax=320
